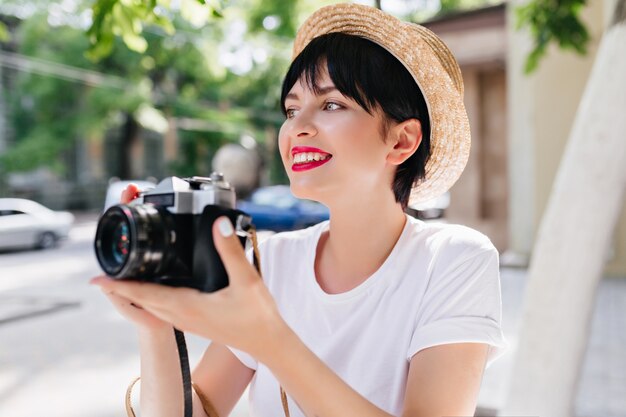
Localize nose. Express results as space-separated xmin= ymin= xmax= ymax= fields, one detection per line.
xmin=288 ymin=109 xmax=318 ymax=139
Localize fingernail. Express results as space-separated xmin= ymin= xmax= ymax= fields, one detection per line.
xmin=218 ymin=217 xmax=234 ymax=237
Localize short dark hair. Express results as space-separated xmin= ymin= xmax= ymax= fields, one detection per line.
xmin=280 ymin=32 xmax=431 ymax=208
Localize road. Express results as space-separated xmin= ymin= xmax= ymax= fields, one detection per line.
xmin=0 ymin=217 xmax=250 ymax=417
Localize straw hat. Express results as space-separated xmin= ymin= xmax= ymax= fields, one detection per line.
xmin=292 ymin=3 xmax=470 ymax=206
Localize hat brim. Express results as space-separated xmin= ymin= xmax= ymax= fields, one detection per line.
xmin=293 ymin=3 xmax=471 ymax=206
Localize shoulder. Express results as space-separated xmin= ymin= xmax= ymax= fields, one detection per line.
xmin=422 ymin=221 xmax=494 ymax=251
xmin=406 ymin=217 xmax=497 ymax=268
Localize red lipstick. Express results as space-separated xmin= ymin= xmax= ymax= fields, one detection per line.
xmin=291 ymin=146 xmax=332 ymax=172
xmin=291 ymin=146 xmax=330 ymax=157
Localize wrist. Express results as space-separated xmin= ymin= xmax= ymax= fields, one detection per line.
xmin=255 ymin=319 xmax=300 ymax=366
xmin=137 ymin=325 xmax=174 ymax=342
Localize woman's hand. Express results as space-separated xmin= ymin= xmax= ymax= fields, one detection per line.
xmin=119 ymin=183 xmax=140 ymax=205
xmin=94 ymin=183 xmax=172 ymax=333
xmin=96 ymin=285 xmax=173 ymax=332
xmin=91 ymin=217 xmax=287 ymax=360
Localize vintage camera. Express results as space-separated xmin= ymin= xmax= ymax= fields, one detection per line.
xmin=94 ymin=173 xmax=252 ymax=292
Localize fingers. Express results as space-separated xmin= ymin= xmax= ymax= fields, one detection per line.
xmin=91 ymin=276 xmax=198 ymax=311
xmin=92 ymin=277 xmax=206 ymax=332
xmin=104 ymin=291 xmax=143 ymax=311
xmin=121 ymin=184 xmax=140 ymax=204
xmin=92 ymin=275 xmax=138 ymax=308
xmin=212 ymin=217 xmax=257 ymax=285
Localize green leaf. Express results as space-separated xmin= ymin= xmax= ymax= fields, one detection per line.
xmin=86 ymin=32 xmax=114 ymax=61
xmin=112 ymin=2 xmax=135 ymax=36
xmin=153 ymin=15 xmax=175 ymax=35
xmin=0 ymin=22 xmax=10 ymax=42
xmin=122 ymin=32 xmax=148 ymax=53
xmin=517 ymin=0 xmax=590 ymax=74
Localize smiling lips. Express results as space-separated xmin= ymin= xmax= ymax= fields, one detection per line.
xmin=291 ymin=146 xmax=332 ymax=172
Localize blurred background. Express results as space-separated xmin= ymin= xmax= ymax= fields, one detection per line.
xmin=0 ymin=0 xmax=624 ymax=416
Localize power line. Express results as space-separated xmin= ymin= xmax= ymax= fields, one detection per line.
xmin=0 ymin=49 xmax=285 ymax=124
xmin=0 ymin=50 xmax=127 ymax=89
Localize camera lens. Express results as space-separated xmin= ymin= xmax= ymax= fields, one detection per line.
xmin=97 ymin=212 xmax=132 ymax=273
xmin=110 ymin=221 xmax=130 ymax=265
xmin=94 ymin=204 xmax=173 ymax=278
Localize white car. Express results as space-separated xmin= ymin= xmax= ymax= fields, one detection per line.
xmin=0 ymin=198 xmax=75 ymax=250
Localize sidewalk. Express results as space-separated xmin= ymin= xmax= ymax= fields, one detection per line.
xmin=478 ymin=267 xmax=626 ymax=417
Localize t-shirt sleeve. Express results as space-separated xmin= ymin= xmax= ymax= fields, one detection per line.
xmin=226 ymin=245 xmax=260 ymax=370
xmin=408 ymin=246 xmax=508 ymax=369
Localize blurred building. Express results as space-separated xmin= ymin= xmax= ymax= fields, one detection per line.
xmin=424 ymin=4 xmax=508 ymax=250
xmin=425 ymin=1 xmax=626 ymax=275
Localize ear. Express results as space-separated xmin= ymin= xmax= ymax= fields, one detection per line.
xmin=386 ymin=118 xmax=422 ymax=166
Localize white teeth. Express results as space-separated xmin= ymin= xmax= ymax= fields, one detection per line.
xmin=293 ymin=152 xmax=330 ymax=164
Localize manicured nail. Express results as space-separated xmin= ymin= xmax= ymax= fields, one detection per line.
xmin=218 ymin=217 xmax=234 ymax=237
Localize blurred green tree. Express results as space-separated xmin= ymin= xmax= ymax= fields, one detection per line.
xmin=2 ymin=12 xmax=223 ymax=179
xmin=516 ymin=0 xmax=590 ymax=73
xmin=0 ymin=0 xmax=327 ymax=185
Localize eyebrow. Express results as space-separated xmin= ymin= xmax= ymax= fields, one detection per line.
xmin=285 ymin=86 xmax=339 ymax=101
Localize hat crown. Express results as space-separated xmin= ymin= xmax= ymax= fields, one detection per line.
xmin=411 ymin=24 xmax=464 ymax=96
xmin=293 ymin=4 xmax=464 ymax=97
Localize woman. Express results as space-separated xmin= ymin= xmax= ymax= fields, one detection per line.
xmin=92 ymin=3 xmax=507 ymax=417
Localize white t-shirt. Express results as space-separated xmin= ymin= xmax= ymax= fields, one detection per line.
xmin=231 ymin=214 xmax=508 ymax=416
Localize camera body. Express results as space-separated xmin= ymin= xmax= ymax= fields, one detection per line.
xmin=94 ymin=173 xmax=251 ymax=292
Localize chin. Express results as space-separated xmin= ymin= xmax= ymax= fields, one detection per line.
xmin=289 ymin=182 xmax=325 ymax=204
xmin=289 ymin=183 xmax=312 ymax=199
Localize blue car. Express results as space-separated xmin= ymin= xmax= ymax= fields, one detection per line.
xmin=237 ymin=185 xmax=329 ymax=232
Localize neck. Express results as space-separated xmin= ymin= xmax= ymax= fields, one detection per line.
xmin=314 ymin=192 xmax=407 ymax=294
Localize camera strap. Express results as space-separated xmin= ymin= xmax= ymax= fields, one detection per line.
xmin=174 ymin=328 xmax=193 ymax=417
xmin=173 ymin=227 xmax=291 ymax=417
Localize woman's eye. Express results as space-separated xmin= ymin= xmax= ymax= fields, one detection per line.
xmin=285 ymin=102 xmax=341 ymax=118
